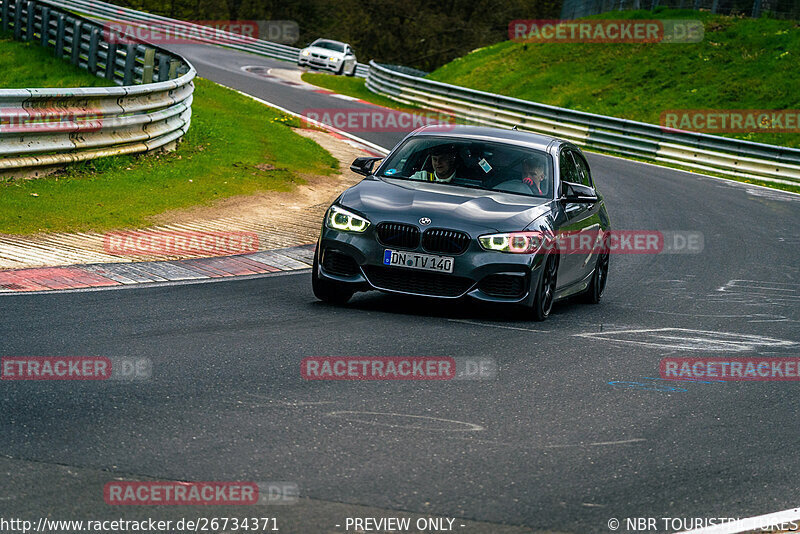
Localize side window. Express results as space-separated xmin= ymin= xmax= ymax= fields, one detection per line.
xmin=559 ymin=149 xmax=581 ymax=186
xmin=570 ymin=152 xmax=593 ymax=188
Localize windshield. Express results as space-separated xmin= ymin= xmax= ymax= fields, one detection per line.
xmin=377 ymin=137 xmax=554 ymax=198
xmin=312 ymin=40 xmax=345 ymax=52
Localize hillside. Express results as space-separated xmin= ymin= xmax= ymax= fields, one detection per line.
xmin=426 ymin=10 xmax=800 ymax=148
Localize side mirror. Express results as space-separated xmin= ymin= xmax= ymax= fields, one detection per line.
xmin=561 ymin=181 xmax=598 ymax=203
xmin=350 ymin=156 xmax=382 ymax=176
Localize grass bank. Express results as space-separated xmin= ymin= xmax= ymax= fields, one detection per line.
xmin=427 ymin=10 xmax=800 ymax=149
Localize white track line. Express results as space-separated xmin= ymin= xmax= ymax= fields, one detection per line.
xmin=675 ymin=507 xmax=800 ymax=534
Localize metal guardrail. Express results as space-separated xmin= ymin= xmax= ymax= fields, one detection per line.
xmin=53 ymin=0 xmax=371 ymax=78
xmin=0 ymin=0 xmax=195 ymax=175
xmin=366 ymin=61 xmax=800 ymax=185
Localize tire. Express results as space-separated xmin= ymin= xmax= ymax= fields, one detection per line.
xmin=582 ymin=251 xmax=609 ymax=304
xmin=335 ymin=63 xmax=344 ymax=75
xmin=528 ymin=254 xmax=557 ymax=321
xmin=312 ymin=248 xmax=354 ymax=305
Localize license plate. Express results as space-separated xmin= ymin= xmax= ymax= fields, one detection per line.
xmin=383 ymin=249 xmax=454 ymax=273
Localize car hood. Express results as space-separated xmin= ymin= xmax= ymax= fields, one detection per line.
xmin=339 ymin=177 xmax=552 ymax=233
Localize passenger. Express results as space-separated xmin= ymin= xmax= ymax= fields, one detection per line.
xmin=521 ymin=157 xmax=549 ymax=196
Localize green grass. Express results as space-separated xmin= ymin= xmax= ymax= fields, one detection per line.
xmin=426 ymin=10 xmax=800 ymax=149
xmin=1 ymin=47 xmax=338 ymax=233
xmin=301 ymin=72 xmax=421 ymax=113
xmin=0 ymin=33 xmax=114 ymax=87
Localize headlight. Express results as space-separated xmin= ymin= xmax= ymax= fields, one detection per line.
xmin=329 ymin=56 xmax=340 ymax=61
xmin=326 ymin=205 xmax=370 ymax=233
xmin=478 ymin=231 xmax=549 ymax=254
xmin=302 ymin=50 xmax=310 ymax=56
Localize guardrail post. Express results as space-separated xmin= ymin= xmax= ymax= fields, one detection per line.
xmin=40 ymin=5 xmax=49 ymax=46
xmin=2 ymin=0 xmax=9 ymax=32
xmin=158 ymin=53 xmax=168 ymax=82
xmin=711 ymin=0 xmax=719 ymax=13
xmin=87 ymin=26 xmax=99 ymax=73
xmin=650 ymin=0 xmax=659 ymax=9
xmin=751 ymin=0 xmax=762 ymax=17
xmin=693 ymin=0 xmax=700 ymax=9
xmin=105 ymin=41 xmax=117 ymax=80
xmin=13 ymin=0 xmax=22 ymax=39
xmin=25 ymin=0 xmax=34 ymax=41
xmin=123 ymin=42 xmax=136 ymax=85
xmin=54 ymin=13 xmax=64 ymax=57
xmin=142 ymin=47 xmax=155 ymax=83
xmin=71 ymin=20 xmax=82 ymax=65
xmin=168 ymin=59 xmax=179 ymax=79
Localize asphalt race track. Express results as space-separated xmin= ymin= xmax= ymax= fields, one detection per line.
xmin=1 ymin=43 xmax=799 ymax=533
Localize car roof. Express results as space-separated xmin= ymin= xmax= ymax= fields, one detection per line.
xmin=410 ymin=125 xmax=566 ymax=152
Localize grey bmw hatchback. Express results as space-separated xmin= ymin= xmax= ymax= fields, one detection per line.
xmin=312 ymin=125 xmax=611 ymax=320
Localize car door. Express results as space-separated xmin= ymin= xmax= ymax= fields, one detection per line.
xmin=569 ymin=150 xmax=605 ymax=282
xmin=555 ymin=147 xmax=598 ymax=290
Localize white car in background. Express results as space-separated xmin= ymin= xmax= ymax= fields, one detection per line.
xmin=297 ymin=39 xmax=357 ymax=76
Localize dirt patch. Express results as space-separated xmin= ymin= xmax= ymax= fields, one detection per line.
xmin=152 ymin=128 xmax=367 ymax=226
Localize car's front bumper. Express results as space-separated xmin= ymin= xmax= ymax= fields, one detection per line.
xmin=317 ymin=226 xmax=546 ymax=305
xmin=299 ymin=56 xmax=341 ymax=72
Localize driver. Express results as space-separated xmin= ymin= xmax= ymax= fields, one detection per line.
xmin=521 ymin=157 xmax=549 ymax=196
xmin=410 ymin=144 xmax=458 ymax=183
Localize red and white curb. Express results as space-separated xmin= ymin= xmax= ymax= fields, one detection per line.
xmin=0 ymin=245 xmax=314 ymax=293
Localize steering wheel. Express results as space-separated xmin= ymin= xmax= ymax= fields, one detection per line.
xmin=492 ymin=179 xmax=536 ymax=195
